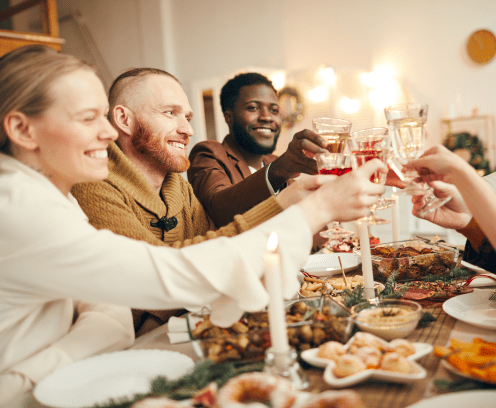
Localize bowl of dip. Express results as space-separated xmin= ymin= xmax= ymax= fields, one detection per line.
xmin=350 ymin=299 xmax=422 ymax=341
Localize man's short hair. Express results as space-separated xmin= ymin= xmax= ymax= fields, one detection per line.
xmin=108 ymin=68 xmax=180 ymax=122
xmin=220 ymin=72 xmax=277 ymax=113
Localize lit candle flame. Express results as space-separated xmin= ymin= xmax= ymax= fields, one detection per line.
xmin=267 ymin=232 xmax=278 ymax=252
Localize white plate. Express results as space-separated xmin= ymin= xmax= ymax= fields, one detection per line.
xmin=300 ymin=253 xmax=360 ymax=278
xmin=302 ymin=341 xmax=432 ymax=369
xmin=440 ymin=359 xmax=496 ymax=385
xmin=461 ymin=261 xmax=496 ymax=287
xmin=461 ymin=260 xmax=488 ymax=273
xmin=302 ymin=333 xmax=431 ymax=388
xmin=443 ymin=290 xmax=496 ymax=330
xmin=34 ymin=349 xmax=195 ymax=408
xmin=405 ymin=390 xmax=496 ymax=408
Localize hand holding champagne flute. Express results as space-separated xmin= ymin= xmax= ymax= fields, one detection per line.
xmin=315 ymin=152 xmax=355 ymax=239
xmin=384 ymin=103 xmax=451 ymax=216
xmin=312 ymin=117 xmax=353 ymax=239
xmin=347 ymin=128 xmax=392 ymax=225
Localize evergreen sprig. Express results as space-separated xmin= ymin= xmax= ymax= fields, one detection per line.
xmin=92 ymin=360 xmax=264 ymax=408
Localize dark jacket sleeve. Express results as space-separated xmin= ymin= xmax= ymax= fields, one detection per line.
xmin=463 ymin=238 xmax=496 ymax=273
xmin=188 ymin=141 xmax=273 ymax=227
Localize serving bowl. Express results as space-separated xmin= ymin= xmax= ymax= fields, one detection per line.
xmin=350 ymin=299 xmax=422 ymax=341
xmin=186 ymin=296 xmax=355 ymax=363
xmin=354 ymin=239 xmax=459 ymax=282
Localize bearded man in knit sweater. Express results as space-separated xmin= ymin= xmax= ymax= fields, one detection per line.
xmin=71 ymin=68 xmax=329 ymax=336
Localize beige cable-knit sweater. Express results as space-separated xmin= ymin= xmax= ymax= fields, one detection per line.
xmin=71 ymin=142 xmax=283 ymax=332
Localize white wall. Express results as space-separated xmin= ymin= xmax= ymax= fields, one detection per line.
xmin=57 ymin=0 xmax=496 ymax=147
xmin=55 ymin=0 xmax=496 ymax=241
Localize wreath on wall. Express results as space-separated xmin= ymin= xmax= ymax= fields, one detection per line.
xmin=442 ymin=132 xmax=492 ymax=175
xmin=278 ymin=86 xmax=304 ymax=128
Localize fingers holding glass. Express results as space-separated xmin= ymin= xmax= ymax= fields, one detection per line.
xmin=314 ymin=151 xmax=355 ymax=239
xmin=384 ymin=103 xmax=451 ymax=214
xmin=348 ymin=127 xmax=391 ymax=225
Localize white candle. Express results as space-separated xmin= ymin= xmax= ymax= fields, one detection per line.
xmin=358 ymin=223 xmax=375 ymax=300
xmin=264 ymin=232 xmax=290 ymax=354
xmin=391 ymin=187 xmax=400 ymax=242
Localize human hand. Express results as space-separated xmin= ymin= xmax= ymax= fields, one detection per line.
xmin=403 ymin=145 xmax=475 ymax=184
xmin=268 ymin=129 xmax=327 ymax=188
xmin=412 ymin=180 xmax=472 ymax=229
xmin=276 ymin=173 xmax=333 ymax=210
xmin=297 ymin=159 xmax=388 ymax=233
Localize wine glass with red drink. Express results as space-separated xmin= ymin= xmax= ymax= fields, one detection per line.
xmin=348 ymin=127 xmax=392 ymax=225
xmin=315 ymin=152 xmax=355 ymax=239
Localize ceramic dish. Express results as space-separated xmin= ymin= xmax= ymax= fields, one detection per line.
xmin=350 ymin=299 xmax=422 ymax=341
xmin=440 ymin=359 xmax=496 ymax=385
xmin=34 ymin=350 xmax=195 ymax=408
xmin=443 ymin=290 xmax=496 ymax=330
xmin=316 ymin=334 xmax=431 ymax=388
xmin=301 ymin=340 xmax=433 ymax=369
xmin=300 ymin=253 xmax=360 ymax=278
xmin=405 ymin=390 xmax=496 ymax=408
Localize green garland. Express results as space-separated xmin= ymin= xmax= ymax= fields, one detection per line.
xmin=92 ymin=360 xmax=264 ymax=408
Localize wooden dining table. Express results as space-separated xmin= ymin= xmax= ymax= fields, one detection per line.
xmin=130 ymin=291 xmax=496 ymax=408
xmin=24 ymin=288 xmax=496 ymax=408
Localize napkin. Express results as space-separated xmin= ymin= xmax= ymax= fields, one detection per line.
xmin=167 ymin=315 xmax=203 ymax=344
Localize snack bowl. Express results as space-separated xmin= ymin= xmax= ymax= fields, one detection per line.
xmin=353 ymin=239 xmax=459 ymax=282
xmin=350 ymin=299 xmax=422 ymax=341
xmin=186 ymin=296 xmax=355 ymax=363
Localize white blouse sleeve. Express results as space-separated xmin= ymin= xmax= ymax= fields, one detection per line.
xmin=1 ymin=172 xmax=312 ymax=324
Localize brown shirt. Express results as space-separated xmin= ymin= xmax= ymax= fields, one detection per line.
xmin=71 ymin=142 xmax=283 ymax=332
xmin=188 ymin=134 xmax=278 ymax=227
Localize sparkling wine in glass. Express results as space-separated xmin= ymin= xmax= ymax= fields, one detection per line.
xmin=384 ymin=103 xmax=451 ymax=215
xmin=312 ymin=117 xmax=352 ymax=154
xmin=348 ymin=128 xmax=392 ymax=225
xmin=315 ymin=152 xmax=355 ymax=239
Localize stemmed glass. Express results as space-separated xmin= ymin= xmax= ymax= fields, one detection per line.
xmin=312 ymin=117 xmax=352 ymax=153
xmin=315 ymin=152 xmax=355 ymax=239
xmin=347 ymin=127 xmax=392 ymax=225
xmin=384 ymin=103 xmax=451 ymax=216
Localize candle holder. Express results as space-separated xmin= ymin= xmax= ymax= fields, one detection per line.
xmin=264 ymin=347 xmax=309 ymax=390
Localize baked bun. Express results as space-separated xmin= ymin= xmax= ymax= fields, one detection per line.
xmin=216 ymin=372 xmax=296 ymax=408
xmin=353 ymin=346 xmax=382 ymax=369
xmin=387 ymin=339 xmax=416 ymax=357
xmin=333 ymin=354 xmax=367 ymax=378
xmin=380 ymin=352 xmax=415 ymax=374
xmin=317 ymin=341 xmax=347 ymax=362
xmin=348 ymin=332 xmax=384 ymax=353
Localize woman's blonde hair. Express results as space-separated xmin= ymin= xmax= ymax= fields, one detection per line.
xmin=0 ymin=45 xmax=95 ymax=154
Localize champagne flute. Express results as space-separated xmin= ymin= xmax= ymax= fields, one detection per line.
xmin=347 ymin=127 xmax=391 ymax=225
xmin=384 ymin=103 xmax=451 ymax=216
xmin=315 ymin=152 xmax=355 ymax=239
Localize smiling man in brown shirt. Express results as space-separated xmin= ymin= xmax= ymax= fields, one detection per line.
xmin=188 ymin=72 xmax=327 ymax=228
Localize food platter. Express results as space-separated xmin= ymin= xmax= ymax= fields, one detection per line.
xmin=405 ymin=390 xmax=496 ymax=408
xmin=300 ymin=333 xmax=432 ymax=388
xmin=440 ymin=359 xmax=496 ymax=385
xmin=300 ymin=252 xmax=360 ymax=279
xmin=302 ymin=342 xmax=432 ymax=369
xmin=34 ymin=350 xmax=195 ymax=408
xmin=443 ymin=290 xmax=496 ymax=330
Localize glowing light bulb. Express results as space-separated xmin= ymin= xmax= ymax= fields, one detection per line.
xmin=308 ymin=86 xmax=329 ymax=102
xmin=269 ymin=71 xmax=286 ymax=91
xmin=339 ymin=97 xmax=360 ymax=114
